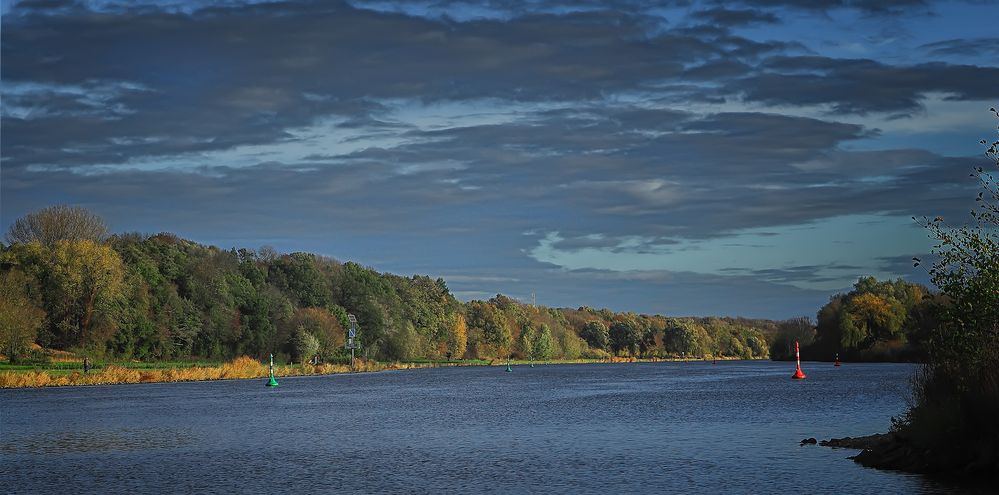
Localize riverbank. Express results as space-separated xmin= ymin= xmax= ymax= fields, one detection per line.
xmin=0 ymin=355 xmax=741 ymax=389
xmin=819 ymin=432 xmax=999 ymax=479
xmin=0 ymin=357 xmax=406 ymax=388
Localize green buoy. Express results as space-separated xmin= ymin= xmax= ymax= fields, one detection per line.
xmin=266 ymin=353 xmax=279 ymax=387
xmin=505 ymin=359 xmax=513 ymax=372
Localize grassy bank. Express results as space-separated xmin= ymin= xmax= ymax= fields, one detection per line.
xmin=0 ymin=357 xmax=433 ymax=389
xmin=0 ymin=355 xmax=747 ymax=389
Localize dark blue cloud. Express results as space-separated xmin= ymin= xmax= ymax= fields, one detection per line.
xmin=2 ymin=0 xmax=994 ymax=318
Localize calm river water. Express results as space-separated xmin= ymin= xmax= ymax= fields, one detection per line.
xmin=0 ymin=361 xmax=983 ymax=493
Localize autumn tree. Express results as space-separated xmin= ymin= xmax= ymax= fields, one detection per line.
xmin=37 ymin=240 xmax=126 ymax=350
xmin=288 ymin=307 xmax=344 ymax=360
xmin=6 ymin=205 xmax=109 ymax=247
xmin=810 ymin=277 xmax=929 ymax=358
xmin=839 ymin=293 xmax=906 ymax=348
xmin=465 ymin=301 xmax=512 ymax=357
xmin=444 ymin=313 xmax=468 ymax=359
xmin=0 ymin=269 xmax=46 ymax=362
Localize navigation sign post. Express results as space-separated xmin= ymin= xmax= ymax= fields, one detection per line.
xmin=266 ymin=353 xmax=278 ymax=387
xmin=346 ymin=314 xmax=359 ymax=369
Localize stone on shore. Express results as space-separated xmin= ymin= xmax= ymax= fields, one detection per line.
xmin=820 ymin=432 xmax=999 ymax=478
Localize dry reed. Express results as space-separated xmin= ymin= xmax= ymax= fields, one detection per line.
xmin=0 ymin=356 xmax=418 ymax=389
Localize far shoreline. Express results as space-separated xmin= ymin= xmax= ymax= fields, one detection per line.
xmin=0 ymin=355 xmax=757 ymax=390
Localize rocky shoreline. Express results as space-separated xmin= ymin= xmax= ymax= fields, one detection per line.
xmin=806 ymin=432 xmax=999 ymax=479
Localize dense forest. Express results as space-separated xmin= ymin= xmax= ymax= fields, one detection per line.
xmin=1 ymin=207 xmax=786 ymax=364
xmin=777 ymin=276 xmax=944 ymax=362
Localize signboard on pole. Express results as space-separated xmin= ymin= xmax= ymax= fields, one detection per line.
xmin=347 ymin=314 xmax=358 ymax=347
xmin=346 ymin=313 xmax=359 ymax=368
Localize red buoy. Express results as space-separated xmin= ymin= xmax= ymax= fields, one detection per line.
xmin=792 ymin=341 xmax=807 ymax=379
xmin=834 ymin=353 xmax=841 ymax=367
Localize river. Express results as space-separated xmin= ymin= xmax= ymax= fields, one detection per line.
xmin=0 ymin=361 xmax=979 ymax=493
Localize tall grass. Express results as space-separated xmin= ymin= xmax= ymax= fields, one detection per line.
xmin=891 ymin=345 xmax=999 ymax=473
xmin=0 ymin=356 xmax=414 ymax=388
xmin=0 ymin=355 xmax=746 ymax=389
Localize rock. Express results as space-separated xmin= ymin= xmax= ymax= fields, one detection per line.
xmin=826 ymin=431 xmax=999 ymax=480
xmin=800 ymin=437 xmax=817 ymax=445
xmin=819 ymin=433 xmax=892 ymax=449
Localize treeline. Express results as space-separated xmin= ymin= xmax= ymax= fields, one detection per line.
xmin=0 ymin=206 xmax=782 ymax=364
xmin=1 ymin=230 xmax=464 ymax=364
xmin=465 ymin=298 xmax=775 ymax=361
xmin=776 ymin=276 xmax=944 ymax=362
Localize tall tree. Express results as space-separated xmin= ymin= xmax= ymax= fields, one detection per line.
xmin=0 ymin=269 xmax=46 ymax=362
xmin=518 ymin=324 xmax=536 ymax=358
xmin=663 ymin=319 xmax=706 ymax=357
xmin=771 ymin=317 xmax=815 ymax=360
xmin=580 ymin=320 xmax=610 ymax=350
xmin=445 ymin=313 xmax=468 ymax=359
xmin=41 ymin=240 xmax=126 ymax=349
xmin=533 ymin=324 xmax=554 ymax=361
xmin=6 ymin=205 xmax=109 ymax=247
xmin=609 ymin=320 xmax=640 ymax=356
xmin=890 ymin=109 xmax=999 ymax=475
xmin=465 ymin=301 xmax=511 ymax=357
xmin=288 ymin=307 xmax=344 ymax=360
xmin=915 ymin=109 xmax=999 ymax=369
xmin=838 ymin=293 xmax=906 ymax=348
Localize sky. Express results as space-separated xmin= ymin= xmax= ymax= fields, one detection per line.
xmin=2 ymin=0 xmax=997 ymax=319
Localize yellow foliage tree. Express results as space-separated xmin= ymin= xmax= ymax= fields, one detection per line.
xmin=45 ymin=240 xmax=126 ymax=349
xmin=839 ymin=292 xmax=906 ymax=348
xmin=446 ymin=313 xmax=468 ymax=359
xmin=289 ymin=307 xmax=345 ymax=359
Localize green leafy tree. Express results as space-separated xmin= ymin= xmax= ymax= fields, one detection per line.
xmin=726 ymin=335 xmax=746 ymax=358
xmin=745 ymin=334 xmax=767 ymax=359
xmin=0 ymin=269 xmax=46 ymax=362
xmin=664 ymin=319 xmax=707 ymax=357
xmin=268 ymin=252 xmax=332 ymax=308
xmin=811 ymin=277 xmax=927 ymax=358
xmin=465 ymin=301 xmax=512 ymax=357
xmin=890 ymin=108 xmax=999 ymax=474
xmin=518 ymin=324 xmax=536 ymax=359
xmin=915 ymin=112 xmax=999 ymax=368
xmin=771 ymin=317 xmax=815 ymax=360
xmin=838 ymin=292 xmax=906 ymax=348
xmin=533 ymin=324 xmax=554 ymax=361
xmin=288 ymin=307 xmax=344 ymax=360
xmin=383 ymin=321 xmax=421 ymax=361
xmin=293 ymin=329 xmax=320 ymax=363
xmin=555 ymin=326 xmax=583 ymax=359
xmin=579 ymin=320 xmax=610 ymax=350
xmin=609 ymin=320 xmax=640 ymax=356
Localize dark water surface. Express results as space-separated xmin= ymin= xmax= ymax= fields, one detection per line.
xmin=0 ymin=361 xmax=980 ymax=493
